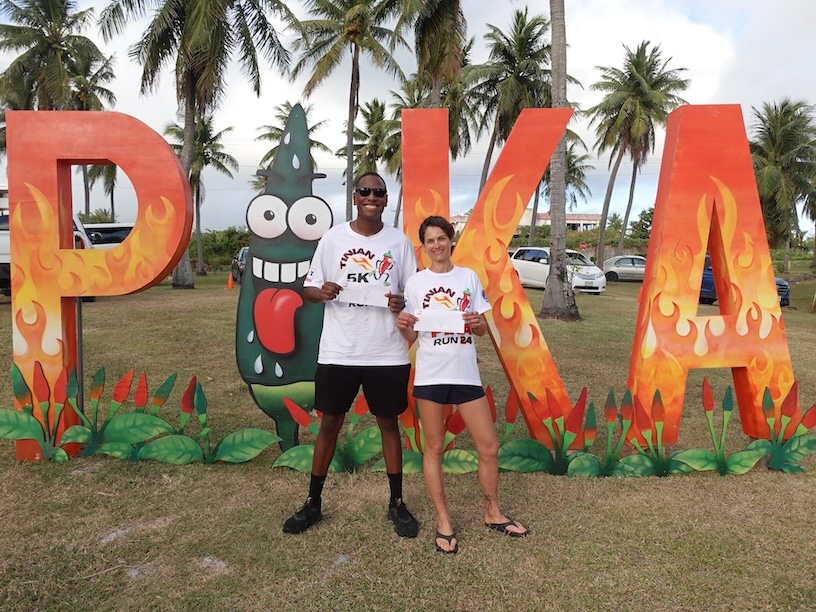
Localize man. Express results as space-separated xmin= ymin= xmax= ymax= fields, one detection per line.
xmin=283 ymin=172 xmax=419 ymax=538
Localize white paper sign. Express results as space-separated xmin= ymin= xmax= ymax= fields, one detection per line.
xmin=413 ymin=309 xmax=465 ymax=333
xmin=335 ymin=283 xmax=390 ymax=308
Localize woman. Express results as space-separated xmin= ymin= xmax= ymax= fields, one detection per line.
xmin=396 ymin=216 xmax=528 ymax=554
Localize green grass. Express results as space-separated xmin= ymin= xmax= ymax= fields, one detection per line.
xmin=1 ymin=274 xmax=816 ymax=610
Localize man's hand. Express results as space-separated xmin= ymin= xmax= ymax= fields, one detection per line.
xmin=319 ymin=282 xmax=343 ymax=302
xmin=386 ymin=292 xmax=405 ymax=313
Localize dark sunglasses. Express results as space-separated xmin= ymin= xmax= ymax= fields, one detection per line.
xmin=356 ymin=187 xmax=387 ymax=198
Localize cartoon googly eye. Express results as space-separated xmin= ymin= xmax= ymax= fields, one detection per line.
xmin=246 ymin=195 xmax=289 ymax=239
xmin=288 ymin=196 xmax=333 ymax=241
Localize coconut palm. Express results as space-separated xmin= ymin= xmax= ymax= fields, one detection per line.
xmin=587 ymin=41 xmax=688 ymax=266
xmin=87 ymin=164 xmax=119 ymax=222
xmin=750 ymin=99 xmax=816 ymax=272
xmin=469 ymin=9 xmax=554 ymax=193
xmin=68 ymin=52 xmax=116 ymax=218
xmin=99 ymin=0 xmax=295 ymax=288
xmin=0 ymin=0 xmax=103 ymax=110
xmin=539 ymin=0 xmax=578 ymax=320
xmin=336 ymin=98 xmax=388 ymax=177
xmin=252 ymin=101 xmax=332 ymax=193
xmin=165 ymin=115 xmax=239 ymax=275
xmin=291 ymin=0 xmax=404 ymax=221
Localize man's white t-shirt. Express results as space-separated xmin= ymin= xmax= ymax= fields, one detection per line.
xmin=403 ymin=266 xmax=491 ymax=386
xmin=305 ymin=222 xmax=417 ymax=366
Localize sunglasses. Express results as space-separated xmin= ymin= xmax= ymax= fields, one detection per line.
xmin=356 ymin=187 xmax=387 ymax=198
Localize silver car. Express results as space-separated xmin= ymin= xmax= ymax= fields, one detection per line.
xmin=602 ymin=255 xmax=647 ymax=281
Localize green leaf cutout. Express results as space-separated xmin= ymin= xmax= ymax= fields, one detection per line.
xmin=725 ymin=449 xmax=767 ymax=475
xmin=98 ymin=442 xmax=139 ymax=460
xmin=52 ymin=448 xmax=70 ymax=462
xmin=346 ymin=426 xmax=382 ymax=466
xmin=441 ymin=449 xmax=478 ymax=474
xmin=671 ymin=448 xmax=718 ymax=472
xmin=59 ymin=425 xmax=93 ymax=445
xmin=567 ymin=453 xmax=601 ymax=478
xmin=618 ymin=453 xmax=657 ymax=476
xmin=10 ymin=363 xmax=31 ymax=404
xmin=372 ymin=449 xmax=424 ymax=473
xmin=0 ymin=409 xmax=45 ymax=441
xmin=274 ymin=445 xmax=317 ymax=472
xmin=103 ymin=413 xmax=176 ymax=444
xmin=138 ymin=435 xmax=204 ymax=464
xmin=213 ymin=429 xmax=281 ymax=463
xmin=498 ymin=438 xmax=553 ymax=472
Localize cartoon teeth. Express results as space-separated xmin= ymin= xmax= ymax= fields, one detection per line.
xmin=252 ymin=257 xmax=310 ymax=284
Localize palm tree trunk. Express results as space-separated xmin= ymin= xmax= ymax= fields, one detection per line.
xmin=479 ymin=123 xmax=499 ymax=193
xmin=345 ymin=45 xmax=361 ymax=221
xmin=195 ymin=186 xmax=206 ymax=275
xmin=812 ymin=219 xmax=816 ymax=269
xmin=617 ymin=162 xmax=639 ymax=255
xmin=784 ymin=234 xmax=791 ymax=273
xmin=528 ymin=182 xmax=541 ymax=247
xmin=392 ymin=184 xmax=404 ymax=229
xmin=172 ymin=75 xmax=197 ymax=289
xmin=595 ymin=146 xmax=625 ymax=265
xmin=82 ymin=165 xmax=91 ymax=218
xmin=540 ymin=0 xmax=579 ymax=321
xmin=109 ymin=189 xmax=115 ymax=222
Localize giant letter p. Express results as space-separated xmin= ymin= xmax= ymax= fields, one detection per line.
xmin=7 ymin=111 xmax=193 ymax=460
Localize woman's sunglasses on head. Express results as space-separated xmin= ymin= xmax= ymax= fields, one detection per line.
xmin=356 ymin=187 xmax=387 ymax=198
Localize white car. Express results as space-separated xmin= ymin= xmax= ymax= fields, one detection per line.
xmin=510 ymin=246 xmax=606 ymax=294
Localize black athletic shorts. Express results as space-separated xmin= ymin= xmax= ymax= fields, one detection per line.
xmin=412 ymin=384 xmax=486 ymax=405
xmin=314 ymin=364 xmax=411 ymax=417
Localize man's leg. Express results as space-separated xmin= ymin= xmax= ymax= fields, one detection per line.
xmin=377 ymin=414 xmax=419 ymax=538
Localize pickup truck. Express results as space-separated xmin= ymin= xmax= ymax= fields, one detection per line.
xmin=0 ymin=210 xmax=94 ymax=296
xmin=509 ymin=246 xmax=607 ymax=294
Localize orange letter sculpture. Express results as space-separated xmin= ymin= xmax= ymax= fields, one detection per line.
xmin=7 ymin=111 xmax=193 ymax=460
xmin=627 ymin=105 xmax=798 ymax=443
xmin=402 ymin=108 xmax=575 ymax=442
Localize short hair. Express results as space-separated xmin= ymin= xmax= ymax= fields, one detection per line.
xmin=419 ymin=215 xmax=455 ymax=243
xmin=354 ymin=172 xmax=386 ymax=189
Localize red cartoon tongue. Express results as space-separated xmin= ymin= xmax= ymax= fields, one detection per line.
xmin=254 ymin=288 xmax=304 ymax=354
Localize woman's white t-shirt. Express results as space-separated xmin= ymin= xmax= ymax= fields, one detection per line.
xmin=403 ymin=265 xmax=491 ymax=386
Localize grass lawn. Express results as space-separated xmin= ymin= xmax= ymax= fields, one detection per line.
xmin=1 ymin=273 xmax=816 ymax=611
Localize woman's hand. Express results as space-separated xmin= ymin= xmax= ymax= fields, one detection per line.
xmin=463 ymin=312 xmax=486 ymax=335
xmin=396 ymin=312 xmax=418 ymax=331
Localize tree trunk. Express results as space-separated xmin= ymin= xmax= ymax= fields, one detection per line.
xmin=109 ymin=189 xmax=115 ymax=222
xmin=345 ymin=45 xmax=361 ymax=221
xmin=784 ymin=234 xmax=791 ymax=273
xmin=392 ymin=183 xmax=404 ymax=229
xmin=812 ymin=219 xmax=816 ymax=269
xmin=82 ymin=165 xmax=91 ymax=218
xmin=540 ymin=0 xmax=579 ymax=321
xmin=617 ymin=161 xmax=639 ymax=255
xmin=478 ymin=123 xmax=499 ymax=193
xmin=171 ymin=75 xmax=196 ymax=289
xmin=528 ymin=183 xmax=541 ymax=247
xmin=195 ymin=186 xmax=206 ymax=275
xmin=595 ymin=146 xmax=625 ymax=265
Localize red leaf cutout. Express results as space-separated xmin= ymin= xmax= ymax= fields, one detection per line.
xmin=702 ymin=378 xmax=714 ymax=412
xmin=284 ymin=397 xmax=313 ymax=428
xmin=651 ymin=391 xmax=665 ymax=423
xmin=112 ymin=369 xmax=135 ymax=404
xmin=33 ymin=362 xmax=49 ymax=404
xmin=604 ymin=390 xmax=617 ymax=423
xmin=447 ymin=409 xmax=466 ymax=436
xmin=505 ymin=388 xmax=519 ymax=424
xmin=53 ymin=368 xmax=68 ymax=405
xmin=134 ymin=372 xmax=148 ymax=408
xmin=564 ymin=388 xmax=588 ymax=433
xmin=800 ymin=404 xmax=816 ymax=431
xmin=780 ymin=382 xmax=798 ymax=419
xmin=634 ymin=396 xmax=653 ymax=433
xmin=181 ymin=376 xmax=197 ymax=415
xmin=353 ymin=395 xmax=369 ymax=417
xmin=485 ymin=386 xmax=497 ymax=422
xmin=545 ymin=388 xmax=563 ymax=420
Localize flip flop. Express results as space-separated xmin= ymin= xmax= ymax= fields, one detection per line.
xmin=434 ymin=531 xmax=459 ymax=554
xmin=485 ymin=517 xmax=528 ymax=538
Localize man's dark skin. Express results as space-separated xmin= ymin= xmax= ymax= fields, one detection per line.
xmin=303 ymin=173 xmax=408 ymax=480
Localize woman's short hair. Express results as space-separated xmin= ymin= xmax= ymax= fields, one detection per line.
xmin=419 ymin=215 xmax=455 ymax=242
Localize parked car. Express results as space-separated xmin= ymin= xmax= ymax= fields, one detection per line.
xmin=510 ymin=246 xmax=606 ymax=294
xmin=699 ymin=255 xmax=790 ymax=306
xmin=232 ymin=246 xmax=249 ymax=284
xmin=85 ymin=222 xmax=134 ymax=250
xmin=603 ymin=255 xmax=647 ymax=281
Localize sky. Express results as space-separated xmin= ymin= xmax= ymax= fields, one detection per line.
xmin=2 ymin=0 xmax=816 ymax=232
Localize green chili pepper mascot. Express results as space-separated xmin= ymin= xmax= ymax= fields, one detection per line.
xmin=236 ymin=104 xmax=332 ymax=450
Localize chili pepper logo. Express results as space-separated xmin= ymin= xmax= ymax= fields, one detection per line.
xmin=370 ymin=250 xmax=393 ymax=285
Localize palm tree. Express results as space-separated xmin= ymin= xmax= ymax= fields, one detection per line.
xmin=539 ymin=0 xmax=578 ymax=320
xmin=750 ymin=99 xmax=816 ymax=272
xmin=395 ymin=0 xmax=467 ymax=107
xmin=336 ymin=98 xmax=388 ymax=177
xmin=87 ymin=164 xmax=119 ymax=221
xmin=0 ymin=0 xmax=103 ymax=110
xmin=469 ymin=9 xmax=554 ymax=193
xmin=99 ymin=0 xmax=295 ymax=288
xmin=291 ymin=0 xmax=404 ymax=221
xmin=165 ymin=115 xmax=239 ymax=275
xmin=68 ymin=52 xmax=116 ymax=218
xmin=587 ymin=41 xmax=688 ymax=266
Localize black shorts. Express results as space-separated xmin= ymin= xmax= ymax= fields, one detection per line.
xmin=412 ymin=384 xmax=485 ymax=405
xmin=315 ymin=364 xmax=411 ymax=417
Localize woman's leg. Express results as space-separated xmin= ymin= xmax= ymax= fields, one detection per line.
xmin=417 ymin=398 xmax=457 ymax=551
xmin=458 ymin=396 xmax=527 ymax=535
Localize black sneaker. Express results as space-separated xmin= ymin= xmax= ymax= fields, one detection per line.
xmin=388 ymin=499 xmax=419 ymax=538
xmin=283 ymin=499 xmax=322 ymax=534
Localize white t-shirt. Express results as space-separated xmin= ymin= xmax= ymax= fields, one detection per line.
xmin=403 ymin=266 xmax=491 ymax=386
xmin=305 ymin=222 xmax=417 ymax=366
